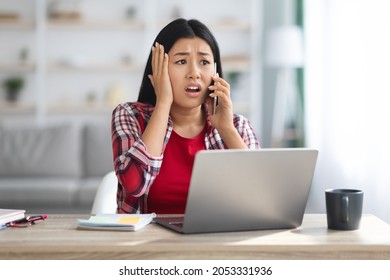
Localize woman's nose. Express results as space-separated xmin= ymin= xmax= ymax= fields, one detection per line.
xmin=186 ymin=64 xmax=200 ymax=79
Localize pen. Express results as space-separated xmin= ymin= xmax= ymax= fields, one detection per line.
xmin=10 ymin=216 xmax=31 ymax=224
xmin=4 ymin=214 xmax=48 ymax=227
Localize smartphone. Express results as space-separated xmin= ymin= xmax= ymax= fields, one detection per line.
xmin=213 ymin=62 xmax=218 ymax=115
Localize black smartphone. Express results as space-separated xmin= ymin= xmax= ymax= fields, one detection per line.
xmin=213 ymin=62 xmax=218 ymax=115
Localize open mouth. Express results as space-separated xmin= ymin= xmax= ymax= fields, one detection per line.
xmin=185 ymin=86 xmax=200 ymax=92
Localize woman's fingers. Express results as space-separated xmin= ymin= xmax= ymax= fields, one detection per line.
xmin=212 ymin=76 xmax=230 ymax=90
xmin=149 ymin=42 xmax=173 ymax=104
xmin=150 ymin=43 xmax=162 ymax=80
xmin=156 ymin=43 xmax=163 ymax=75
xmin=209 ymin=77 xmax=231 ymax=99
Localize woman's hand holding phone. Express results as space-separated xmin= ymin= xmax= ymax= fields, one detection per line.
xmin=207 ymin=73 xmax=234 ymax=132
xmin=207 ymin=73 xmax=248 ymax=149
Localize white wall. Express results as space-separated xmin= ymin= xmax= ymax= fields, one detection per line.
xmin=304 ymin=0 xmax=390 ymax=223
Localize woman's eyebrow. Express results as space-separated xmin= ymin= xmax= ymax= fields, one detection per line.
xmin=173 ymin=52 xmax=190 ymax=56
xmin=198 ymin=51 xmax=212 ymax=57
xmin=173 ymin=51 xmax=211 ymax=57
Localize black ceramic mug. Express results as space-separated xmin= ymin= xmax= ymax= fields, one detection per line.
xmin=325 ymin=189 xmax=363 ymax=230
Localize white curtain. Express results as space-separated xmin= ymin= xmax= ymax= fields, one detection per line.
xmin=304 ymin=0 xmax=390 ymax=223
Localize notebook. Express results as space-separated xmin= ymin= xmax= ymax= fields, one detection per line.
xmin=77 ymin=213 xmax=156 ymax=231
xmin=0 ymin=208 xmax=25 ymax=226
xmin=155 ymin=148 xmax=318 ymax=234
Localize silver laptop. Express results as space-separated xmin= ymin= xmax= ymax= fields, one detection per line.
xmin=155 ymin=148 xmax=318 ymax=234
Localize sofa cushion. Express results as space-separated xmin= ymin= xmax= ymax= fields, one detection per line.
xmin=0 ymin=177 xmax=79 ymax=206
xmin=0 ymin=123 xmax=82 ymax=177
xmin=83 ymin=122 xmax=113 ymax=177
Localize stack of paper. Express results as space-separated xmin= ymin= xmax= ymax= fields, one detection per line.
xmin=0 ymin=209 xmax=26 ymax=226
xmin=77 ymin=213 xmax=156 ymax=231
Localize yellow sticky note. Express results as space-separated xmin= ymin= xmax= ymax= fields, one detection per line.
xmin=118 ymin=217 xmax=140 ymax=224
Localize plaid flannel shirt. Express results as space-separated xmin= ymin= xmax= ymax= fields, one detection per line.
xmin=111 ymin=102 xmax=260 ymax=213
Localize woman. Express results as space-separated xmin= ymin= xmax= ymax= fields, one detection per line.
xmin=112 ymin=18 xmax=260 ymax=214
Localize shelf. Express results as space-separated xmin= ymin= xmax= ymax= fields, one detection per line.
xmin=0 ymin=63 xmax=35 ymax=73
xmin=0 ymin=102 xmax=35 ymax=114
xmin=0 ymin=20 xmax=35 ymax=30
xmin=46 ymin=102 xmax=115 ymax=114
xmin=0 ymin=19 xmax=143 ymax=31
xmin=46 ymin=19 xmax=144 ymax=30
xmin=47 ymin=62 xmax=143 ymax=73
xmin=0 ymin=12 xmax=34 ymax=29
xmin=0 ymin=102 xmax=115 ymax=115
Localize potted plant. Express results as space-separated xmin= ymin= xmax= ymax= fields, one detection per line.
xmin=2 ymin=76 xmax=25 ymax=102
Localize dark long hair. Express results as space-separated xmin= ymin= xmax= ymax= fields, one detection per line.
xmin=137 ymin=18 xmax=223 ymax=106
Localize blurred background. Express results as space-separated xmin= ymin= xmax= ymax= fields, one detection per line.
xmin=0 ymin=0 xmax=389 ymax=223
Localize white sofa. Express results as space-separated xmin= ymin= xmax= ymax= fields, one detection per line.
xmin=0 ymin=121 xmax=114 ymax=213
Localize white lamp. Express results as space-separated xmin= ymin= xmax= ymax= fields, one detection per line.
xmin=265 ymin=25 xmax=304 ymax=147
xmin=265 ymin=25 xmax=304 ymax=67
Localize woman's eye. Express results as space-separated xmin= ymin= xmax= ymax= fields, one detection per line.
xmin=176 ymin=59 xmax=186 ymax=65
xmin=200 ymin=60 xmax=210 ymax=66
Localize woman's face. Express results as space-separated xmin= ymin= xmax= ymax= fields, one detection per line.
xmin=167 ymin=37 xmax=215 ymax=110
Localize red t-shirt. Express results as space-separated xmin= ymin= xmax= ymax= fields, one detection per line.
xmin=147 ymin=126 xmax=206 ymax=214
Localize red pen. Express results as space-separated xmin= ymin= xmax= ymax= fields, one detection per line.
xmin=5 ymin=214 xmax=47 ymax=227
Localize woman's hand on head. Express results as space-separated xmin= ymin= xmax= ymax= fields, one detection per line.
xmin=148 ymin=42 xmax=173 ymax=107
xmin=206 ymin=76 xmax=235 ymax=132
